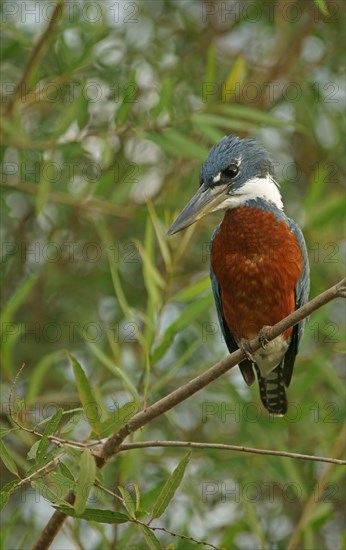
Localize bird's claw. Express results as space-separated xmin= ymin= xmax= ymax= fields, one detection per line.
xmin=239 ymin=338 xmax=255 ymax=362
xmin=258 ymin=325 xmax=272 ymax=349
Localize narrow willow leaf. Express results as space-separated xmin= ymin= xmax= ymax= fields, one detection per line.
xmin=74 ymin=450 xmax=96 ymax=516
xmin=43 ymin=408 xmax=63 ymax=436
xmin=36 ymin=408 xmax=63 ymax=464
xmin=58 ymin=462 xmax=75 ymax=482
xmin=145 ymin=130 xmax=208 ymax=161
xmin=26 ymin=351 xmax=63 ymax=403
xmin=215 ymin=105 xmax=306 ymax=133
xmin=314 ymin=0 xmax=329 ymax=15
xmin=60 ymin=410 xmax=84 ymax=434
xmin=55 ymin=505 xmax=129 ymax=523
xmin=192 ymin=112 xmax=256 ymax=134
xmin=305 ymin=164 xmax=327 ymax=208
xmin=173 ymin=276 xmax=210 ymax=302
xmin=223 ymin=56 xmax=246 ymax=103
xmin=87 ymin=343 xmax=140 ymax=401
xmin=118 ymin=485 xmax=136 ymax=517
xmin=96 ymin=221 xmax=132 ymax=320
xmin=147 ymin=201 xmax=171 ymax=271
xmin=152 ymin=296 xmax=212 ymax=361
xmin=90 ymin=401 xmax=138 ymax=439
xmin=0 ymin=439 xmax=19 ymax=476
xmin=0 ymin=480 xmax=20 ymax=512
xmin=152 ymin=451 xmax=191 ymax=519
xmin=136 ymin=239 xmax=165 ymax=289
xmin=1 ymin=271 xmax=39 ymax=329
xmin=32 ymin=480 xmax=71 ymax=506
xmin=27 ymin=440 xmax=40 ymax=460
xmin=192 ymin=120 xmax=225 ymax=144
xmin=69 ymin=354 xmax=103 ymax=435
xmin=139 ymin=524 xmax=163 ymax=550
xmin=36 ymin=435 xmax=50 ymax=465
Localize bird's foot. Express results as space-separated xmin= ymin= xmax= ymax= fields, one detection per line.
xmin=239 ymin=338 xmax=255 ymax=362
xmin=258 ymin=325 xmax=273 ymax=349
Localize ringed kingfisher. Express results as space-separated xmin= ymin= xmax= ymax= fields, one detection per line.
xmin=168 ymin=135 xmax=310 ymax=415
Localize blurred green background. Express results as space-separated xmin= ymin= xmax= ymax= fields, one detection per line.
xmin=1 ymin=1 xmax=345 ymax=549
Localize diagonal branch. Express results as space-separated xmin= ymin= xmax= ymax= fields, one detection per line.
xmin=95 ymin=277 xmax=345 ymax=466
xmin=32 ymin=278 xmax=345 ymax=550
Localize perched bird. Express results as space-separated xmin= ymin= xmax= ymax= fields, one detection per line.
xmin=168 ymin=135 xmax=310 ymax=415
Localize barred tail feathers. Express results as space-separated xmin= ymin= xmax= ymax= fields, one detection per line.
xmin=254 ymin=364 xmax=288 ymax=416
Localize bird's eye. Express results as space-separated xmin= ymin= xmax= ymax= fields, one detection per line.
xmin=222 ymin=164 xmax=239 ymax=179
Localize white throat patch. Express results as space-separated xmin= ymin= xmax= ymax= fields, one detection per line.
xmin=212 ymin=175 xmax=283 ymax=211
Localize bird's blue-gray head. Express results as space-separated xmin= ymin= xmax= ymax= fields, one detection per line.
xmin=199 ymin=135 xmax=274 ymax=187
xmin=168 ymin=135 xmax=282 ymax=236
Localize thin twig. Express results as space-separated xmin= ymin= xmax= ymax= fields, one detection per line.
xmin=119 ymin=440 xmax=346 ymax=466
xmin=14 ymin=452 xmax=66 ymax=490
xmin=88 ymin=483 xmax=224 ymax=550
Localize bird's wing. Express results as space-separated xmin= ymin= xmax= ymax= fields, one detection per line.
xmin=282 ymin=217 xmax=310 ymax=386
xmin=210 ymin=256 xmax=255 ymax=386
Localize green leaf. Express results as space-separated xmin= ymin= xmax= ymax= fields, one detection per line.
xmin=192 ymin=112 xmax=256 ymax=134
xmin=55 ymin=505 xmax=129 ymax=524
xmin=314 ymin=0 xmax=329 ymax=15
xmin=90 ymin=401 xmax=138 ymax=438
xmin=139 ymin=524 xmax=163 ymax=550
xmin=119 ymin=485 xmax=136 ymax=517
xmin=26 ymin=351 xmax=63 ymax=403
xmin=222 ymin=56 xmax=246 ymax=103
xmin=60 ymin=410 xmax=84 ymax=434
xmin=58 ymin=462 xmax=75 ymax=482
xmin=147 ymin=201 xmax=171 ymax=271
xmin=27 ymin=440 xmax=40 ymax=460
xmin=305 ymin=163 xmax=327 ymax=209
xmin=43 ymin=408 xmax=63 ymax=436
xmin=136 ymin=239 xmax=165 ymax=290
xmin=97 ymin=223 xmax=132 ymax=320
xmin=173 ymin=276 xmax=210 ymax=302
xmin=35 ymin=436 xmax=50 ymax=465
xmin=31 ymin=480 xmax=71 ymax=506
xmin=0 ymin=480 xmax=20 ymax=512
xmin=1 ymin=273 xmax=39 ymax=376
xmin=213 ymin=105 xmax=306 ymax=133
xmin=87 ymin=343 xmax=140 ymax=402
xmin=69 ymin=354 xmax=103 ymax=435
xmin=74 ymin=450 xmax=96 ymax=516
xmin=152 ymin=451 xmax=191 ymax=519
xmin=0 ymin=439 xmax=19 ymax=476
xmin=153 ymin=296 xmax=212 ymax=361
xmin=36 ymin=408 xmax=63 ymax=464
xmin=145 ymin=129 xmax=209 ymax=161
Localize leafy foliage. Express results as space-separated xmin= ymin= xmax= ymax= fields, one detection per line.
xmin=1 ymin=1 xmax=345 ymax=549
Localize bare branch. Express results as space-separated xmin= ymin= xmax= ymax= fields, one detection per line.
xmin=119 ymin=440 xmax=346 ymax=466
